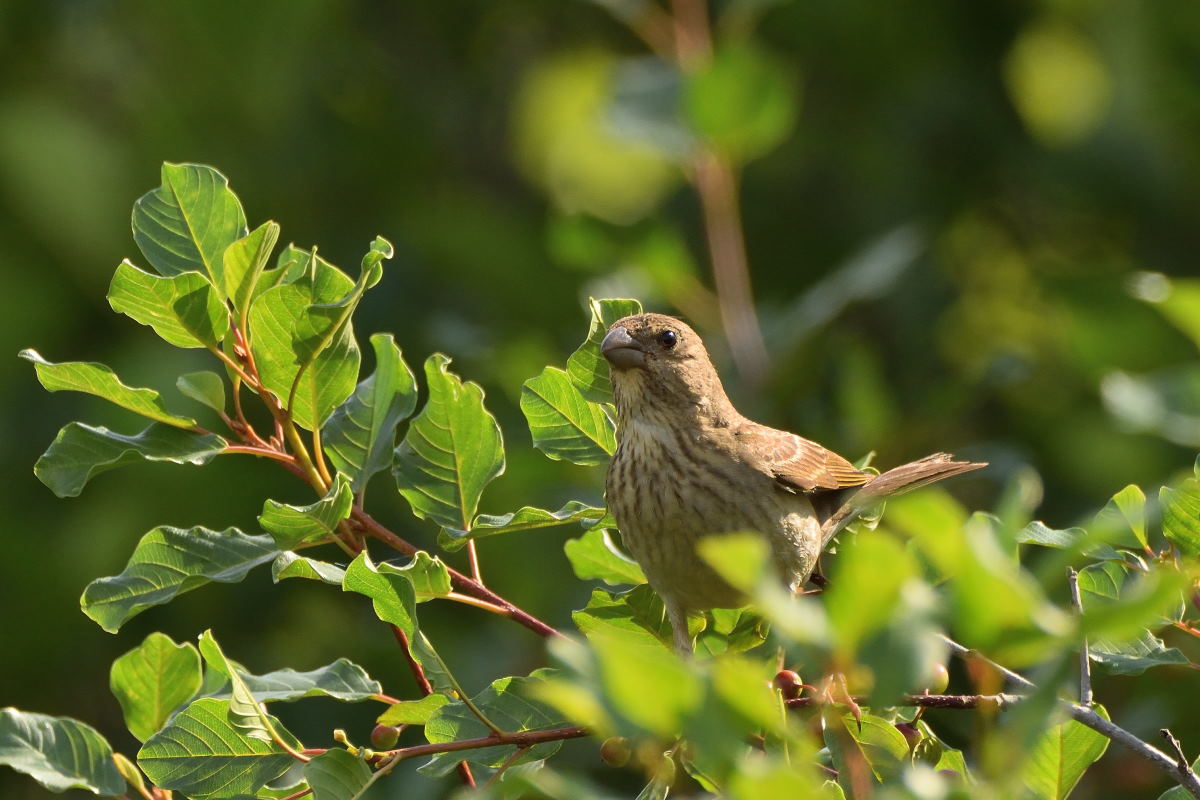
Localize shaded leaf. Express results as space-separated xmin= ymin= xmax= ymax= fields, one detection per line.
xmin=394 ymin=354 xmax=505 ymax=530
xmin=21 ymin=350 xmax=195 ymax=428
xmin=107 ymin=261 xmax=228 ymax=348
xmin=1016 ymin=521 xmax=1120 ymax=560
xmin=521 ymin=366 xmax=615 ymax=466
xmin=0 ymin=708 xmax=124 ymax=795
xmin=210 ymin=659 xmax=382 ymax=704
xmin=323 ymin=333 xmax=417 ymax=493
xmin=440 ymin=501 xmax=605 ymax=551
xmin=34 ymin=422 xmax=225 ymax=498
xmin=1089 ymin=630 xmax=1190 ymax=675
xmin=564 ymin=528 xmax=646 ymax=586
xmin=132 ymin=162 xmax=247 ymax=282
xmin=137 ymin=698 xmax=296 ymax=799
xmin=303 ymin=748 xmax=375 ymax=800
xmin=823 ymin=711 xmax=908 ymax=791
xmin=566 ymin=297 xmax=643 ymax=404
xmin=177 ymin=371 xmax=226 ymax=413
xmin=1161 ymin=479 xmax=1200 ymax=558
xmin=110 ymin=632 xmax=203 ymax=742
xmin=1023 ymin=709 xmax=1110 ymax=800
xmin=224 ymin=221 xmax=280 ymax=312
xmin=197 ymin=631 xmax=274 ymax=742
xmin=1097 ymin=484 xmax=1147 ymax=550
xmin=81 ymin=526 xmax=279 ymax=633
xmin=271 ymin=553 xmax=346 ymax=585
xmin=259 ymin=475 xmax=353 ymax=549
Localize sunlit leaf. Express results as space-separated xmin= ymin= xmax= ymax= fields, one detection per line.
xmin=377 ymin=695 xmax=451 ymax=726
xmin=259 ymin=475 xmax=353 ymax=549
xmin=1089 ymin=630 xmax=1189 ymax=675
xmin=271 ymin=553 xmax=346 ymax=585
xmin=0 ymin=708 xmax=124 ymax=795
xmin=224 ymin=221 xmax=280 ymax=312
xmin=208 ymin=658 xmax=382 ymax=704
xmin=107 ymin=261 xmax=228 ymax=349
xmin=110 ymin=632 xmax=202 ymax=742
xmin=566 ymin=298 xmax=643 ymax=404
xmin=137 ymin=698 xmax=297 ymax=799
xmin=564 ymin=528 xmax=646 ymax=586
xmin=384 ymin=552 xmax=452 ymax=602
xmin=1096 ymin=484 xmax=1147 ymax=550
xmin=394 ymin=354 xmax=505 ymax=530
xmin=323 ymin=333 xmax=417 ymax=493
xmin=1161 ymin=478 xmax=1200 ymax=558
xmin=131 ymin=162 xmax=248 ymax=282
xmin=521 ymin=366 xmax=616 ymax=466
xmin=21 ymin=350 xmax=196 ymax=428
xmin=440 ymin=501 xmax=605 ymax=551
xmin=197 ymin=631 xmax=275 ymax=742
xmin=81 ymin=526 xmax=279 ymax=632
xmin=1016 ymin=520 xmax=1120 ymax=560
xmin=825 ymin=532 xmax=915 ymax=659
xmin=34 ymin=422 xmax=225 ymax=498
xmin=1022 ymin=709 xmax=1110 ymax=799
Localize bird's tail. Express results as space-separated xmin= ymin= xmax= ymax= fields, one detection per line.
xmin=820 ymin=453 xmax=986 ymax=547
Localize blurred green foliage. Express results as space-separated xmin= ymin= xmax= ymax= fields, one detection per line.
xmin=3 ymin=1 xmax=1200 ymax=797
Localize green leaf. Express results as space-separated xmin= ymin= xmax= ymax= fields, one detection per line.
xmin=386 ymin=552 xmax=453 ymax=602
xmin=177 ymin=371 xmax=226 ymax=413
xmin=132 ymin=162 xmax=248 ymax=282
xmin=81 ymin=526 xmax=280 ymax=632
xmin=684 ymin=44 xmax=798 ymax=162
xmin=824 ymin=531 xmax=915 ymax=660
xmin=694 ymin=608 xmax=769 ymax=656
xmin=377 ymin=695 xmax=451 ymax=726
xmin=1022 ymin=709 xmax=1110 ymax=799
xmin=20 ymin=350 xmax=196 ymax=428
xmin=439 ymin=501 xmax=606 ymax=551
xmin=110 ymin=632 xmax=203 ymax=742
xmin=249 ymin=248 xmax=361 ymax=430
xmin=589 ymin=627 xmax=702 ymax=738
xmin=695 ymin=532 xmax=771 ymax=596
xmin=303 ymin=748 xmax=376 ymax=800
xmin=1078 ymin=560 xmax=1189 ymax=642
xmin=1016 ymin=520 xmax=1120 ymax=560
xmin=572 ymin=585 xmax=689 ymax=649
xmin=1097 ymin=484 xmax=1147 ymax=550
xmin=323 ymin=333 xmax=417 ymax=493
xmin=1161 ymin=479 xmax=1200 ymax=557
xmin=271 ymin=553 xmax=346 ymax=585
xmin=224 ymin=221 xmax=280 ymax=311
xmin=423 ymin=673 xmax=566 ymax=775
xmin=34 ymin=422 xmax=225 ymax=498
xmin=0 ymin=708 xmax=124 ymax=795
xmin=823 ymin=711 xmax=908 ymax=790
xmin=1089 ymin=630 xmax=1190 ymax=675
xmin=197 ymin=631 xmax=278 ymax=743
xmin=107 ymin=261 xmax=229 ymax=348
xmin=394 ymin=354 xmax=505 ymax=530
xmin=521 ymin=366 xmax=616 ymax=465
xmin=259 ymin=475 xmax=353 ymax=548
xmin=210 ymin=658 xmax=383 ymax=704
xmin=564 ymin=528 xmax=646 ymax=586
xmin=137 ymin=698 xmax=296 ymax=799
xmin=566 ymin=297 xmax=644 ymax=404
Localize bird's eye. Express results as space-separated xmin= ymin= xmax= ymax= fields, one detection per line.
xmin=658 ymin=330 xmax=678 ymax=349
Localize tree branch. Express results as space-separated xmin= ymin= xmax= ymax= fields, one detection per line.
xmin=1068 ymin=567 xmax=1093 ymax=705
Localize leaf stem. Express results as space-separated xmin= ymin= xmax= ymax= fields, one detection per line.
xmin=467 ymin=540 xmax=484 ymax=586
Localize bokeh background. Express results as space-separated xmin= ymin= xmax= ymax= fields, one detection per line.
xmin=2 ymin=1 xmax=1199 ymax=797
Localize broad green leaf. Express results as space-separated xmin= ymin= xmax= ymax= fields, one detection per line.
xmin=341 ymin=554 xmax=458 ymax=693
xmin=825 ymin=532 xmax=915 ymax=659
xmin=1016 ymin=521 xmax=1120 ymax=560
xmin=271 ymin=553 xmax=346 ymax=585
xmin=110 ymin=632 xmax=203 ymax=742
xmin=137 ymin=698 xmax=296 ymax=799
xmin=566 ymin=297 xmax=643 ymax=403
xmin=394 ymin=354 xmax=505 ymax=530
xmin=386 ymin=552 xmax=453 ymax=602
xmin=81 ymin=526 xmax=279 ymax=632
xmin=0 ymin=708 xmax=124 ymax=795
xmin=572 ymin=585 xmax=693 ymax=649
xmin=696 ymin=532 xmax=770 ymax=596
xmin=259 ymin=475 xmax=353 ymax=549
xmin=20 ymin=350 xmax=196 ymax=428
xmin=423 ymin=673 xmax=567 ymax=775
xmin=210 ymin=658 xmax=382 ymax=704
xmin=694 ymin=608 xmax=768 ymax=656
xmin=34 ymin=422 xmax=225 ymax=498
xmin=303 ymin=748 xmax=376 ymax=800
xmin=684 ymin=44 xmax=798 ymax=162
xmin=132 ymin=162 xmax=248 ymax=282
xmin=249 ymin=249 xmax=360 ymax=430
xmin=377 ymin=695 xmax=451 ymax=726
xmin=1161 ymin=479 xmax=1200 ymax=557
xmin=224 ymin=221 xmax=280 ymax=313
xmin=323 ymin=334 xmax=417 ymax=493
xmin=1078 ymin=560 xmax=1189 ymax=642
xmin=1097 ymin=484 xmax=1147 ymax=550
xmin=589 ymin=626 xmax=702 ymax=737
xmin=823 ymin=711 xmax=908 ymax=791
xmin=197 ymin=631 xmax=274 ymax=742
xmin=564 ymin=528 xmax=646 ymax=585
xmin=1089 ymin=630 xmax=1190 ymax=675
xmin=177 ymin=371 xmax=226 ymax=413
xmin=439 ymin=501 xmax=606 ymax=551
xmin=521 ymin=366 xmax=616 ymax=465
xmin=107 ymin=261 xmax=228 ymax=348
xmin=1022 ymin=709 xmax=1110 ymax=799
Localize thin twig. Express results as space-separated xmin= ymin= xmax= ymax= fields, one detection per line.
xmin=787 ymin=693 xmax=1023 ymax=711
xmin=385 ymin=726 xmax=589 ymax=762
xmin=1068 ymin=567 xmax=1093 ymax=705
xmin=1162 ymin=729 xmax=1194 ymax=775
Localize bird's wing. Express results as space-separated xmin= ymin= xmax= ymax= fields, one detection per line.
xmin=734 ymin=423 xmax=871 ymax=492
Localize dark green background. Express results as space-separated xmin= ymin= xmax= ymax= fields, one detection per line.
xmin=2 ymin=1 xmax=1198 ymax=797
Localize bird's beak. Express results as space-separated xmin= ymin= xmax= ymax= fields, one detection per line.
xmin=601 ymin=326 xmax=646 ymax=370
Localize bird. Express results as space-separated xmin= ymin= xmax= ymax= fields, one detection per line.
xmin=601 ymin=312 xmax=985 ymax=653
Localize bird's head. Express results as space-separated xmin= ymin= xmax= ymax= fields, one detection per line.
xmin=601 ymin=313 xmax=735 ymax=422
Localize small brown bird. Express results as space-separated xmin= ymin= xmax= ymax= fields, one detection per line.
xmin=602 ymin=313 xmax=985 ymax=653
